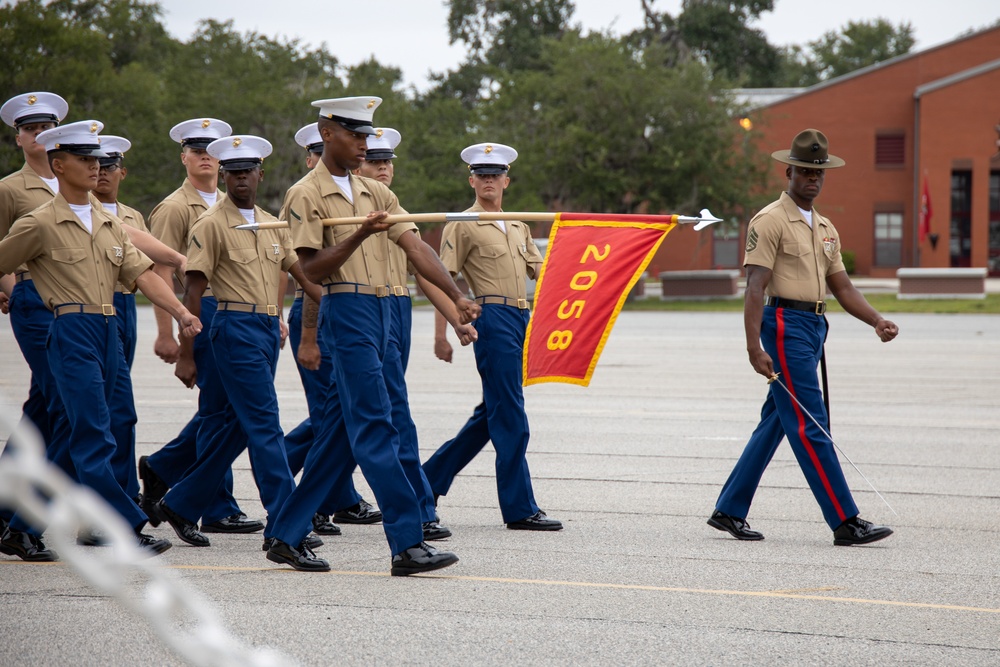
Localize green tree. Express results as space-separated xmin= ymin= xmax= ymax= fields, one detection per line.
xmin=446 ymin=0 xmax=574 ymax=73
xmin=483 ymin=31 xmax=769 ymax=217
xmin=674 ymin=0 xmax=782 ymax=87
xmin=807 ymin=18 xmax=915 ymax=81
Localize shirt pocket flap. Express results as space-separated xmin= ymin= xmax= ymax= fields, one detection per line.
xmin=780 ymin=242 xmax=811 ymax=258
xmin=104 ymin=246 xmax=125 ymax=266
xmin=478 ymin=243 xmax=508 ymax=259
xmin=50 ymin=247 xmax=86 ymax=264
xmin=227 ymin=248 xmax=257 ymax=264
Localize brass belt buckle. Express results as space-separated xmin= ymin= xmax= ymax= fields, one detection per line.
xmin=393 ymin=285 xmax=407 ymax=297
xmin=375 ymin=285 xmax=388 ymax=298
xmin=102 ymin=304 xmax=115 ymax=316
xmin=814 ymin=301 xmax=824 ymax=314
xmin=517 ymin=298 xmax=528 ymax=309
xmin=267 ymin=305 xmax=278 ymax=316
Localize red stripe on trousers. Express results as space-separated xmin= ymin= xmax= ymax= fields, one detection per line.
xmin=775 ymin=309 xmax=846 ymax=521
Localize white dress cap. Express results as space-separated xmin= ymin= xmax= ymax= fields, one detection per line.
xmin=98 ymin=135 xmax=132 ymax=158
xmin=311 ymin=96 xmax=382 ymax=135
xmin=1 ymin=92 xmax=68 ymax=128
xmin=294 ymin=122 xmax=323 ymax=153
xmin=98 ymin=135 xmax=131 ymax=166
xmin=207 ymin=135 xmax=273 ymax=170
xmin=461 ymin=142 xmax=518 ymax=175
xmin=169 ymin=118 xmax=233 ymax=148
xmin=365 ymin=127 xmax=401 ymax=160
xmin=36 ymin=120 xmax=107 ymax=157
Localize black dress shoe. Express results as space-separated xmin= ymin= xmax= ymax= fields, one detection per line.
xmin=0 ymin=527 xmax=58 ymax=561
xmin=76 ymin=531 xmax=109 ymax=547
xmin=707 ymin=510 xmax=764 ymax=541
xmin=267 ymin=539 xmax=330 ymax=572
xmin=136 ymin=531 xmax=172 ymax=557
xmin=138 ymin=456 xmax=169 ymax=526
xmin=422 ymin=520 xmax=452 ymax=541
xmin=332 ymin=498 xmax=382 ymax=524
xmin=262 ymin=534 xmax=323 ymax=552
xmin=390 ymin=541 xmax=459 ymax=576
xmin=312 ymin=513 xmax=342 ymax=536
xmin=155 ymin=500 xmax=210 ymax=547
xmin=833 ymin=516 xmax=893 ymax=546
xmin=506 ymin=510 xmax=563 ymax=531
xmin=201 ymin=513 xmax=264 ymax=533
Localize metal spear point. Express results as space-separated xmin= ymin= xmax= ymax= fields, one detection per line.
xmin=683 ymin=209 xmax=723 ymax=231
xmin=767 ymin=373 xmax=899 ymax=517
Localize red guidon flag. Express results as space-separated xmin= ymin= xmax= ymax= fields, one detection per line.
xmin=523 ymin=213 xmax=676 ymax=386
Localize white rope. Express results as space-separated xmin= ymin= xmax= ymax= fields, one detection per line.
xmin=0 ymin=404 xmax=297 ymax=667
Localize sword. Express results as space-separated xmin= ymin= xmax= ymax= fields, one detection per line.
xmin=767 ymin=373 xmax=898 ymax=516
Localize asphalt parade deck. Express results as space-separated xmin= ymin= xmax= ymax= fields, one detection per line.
xmin=1 ymin=307 xmax=998 ymax=666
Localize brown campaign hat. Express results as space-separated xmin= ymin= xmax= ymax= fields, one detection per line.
xmin=771 ymin=128 xmax=845 ymax=169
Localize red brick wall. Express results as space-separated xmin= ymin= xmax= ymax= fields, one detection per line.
xmin=741 ymin=26 xmax=1000 ymax=276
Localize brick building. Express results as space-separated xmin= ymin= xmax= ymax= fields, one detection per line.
xmin=650 ymin=24 xmax=1000 ymax=278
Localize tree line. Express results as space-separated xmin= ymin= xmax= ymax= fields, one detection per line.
xmin=0 ymin=0 xmax=918 ymax=223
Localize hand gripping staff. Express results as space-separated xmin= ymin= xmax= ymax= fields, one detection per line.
xmin=767 ymin=373 xmax=898 ymax=516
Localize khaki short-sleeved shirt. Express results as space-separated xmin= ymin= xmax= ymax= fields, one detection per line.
xmin=149 ymin=179 xmax=215 ymax=282
xmin=186 ymin=197 xmax=296 ymax=306
xmin=0 ymin=164 xmax=57 ymax=273
xmin=283 ymin=161 xmax=415 ymax=286
xmin=0 ymin=194 xmax=153 ymax=309
xmin=743 ymin=192 xmax=846 ymax=303
xmin=100 ymin=200 xmax=148 ymax=292
xmin=388 ymin=228 xmax=419 ymax=292
xmin=439 ymin=201 xmax=543 ymax=301
xmin=114 ymin=201 xmax=147 ymax=233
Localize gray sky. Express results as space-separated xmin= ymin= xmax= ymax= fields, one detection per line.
xmin=159 ymin=0 xmax=999 ymax=92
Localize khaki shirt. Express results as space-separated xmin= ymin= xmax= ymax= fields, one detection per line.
xmin=114 ymin=201 xmax=148 ymax=233
xmin=100 ymin=201 xmax=147 ymax=293
xmin=187 ymin=196 xmax=296 ymax=306
xmin=0 ymin=163 xmax=58 ymax=273
xmin=0 ymin=193 xmax=152 ymax=309
xmin=283 ymin=160 xmax=416 ymax=286
xmin=439 ymin=200 xmax=543 ymax=301
xmin=388 ymin=229 xmax=418 ymax=294
xmin=149 ymin=179 xmax=215 ymax=282
xmin=743 ymin=191 xmax=846 ymax=302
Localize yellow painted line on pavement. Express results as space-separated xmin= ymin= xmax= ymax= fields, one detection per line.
xmin=6 ymin=561 xmax=998 ymax=614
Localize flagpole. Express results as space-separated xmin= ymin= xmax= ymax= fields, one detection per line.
xmin=236 ymin=210 xmax=722 ymax=231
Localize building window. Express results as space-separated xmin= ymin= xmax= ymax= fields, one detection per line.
xmin=874 ymin=211 xmax=903 ymax=266
xmin=989 ymin=171 xmax=1000 ymax=276
xmin=951 ymin=171 xmax=972 ymax=268
xmin=875 ymin=133 xmax=905 ymax=167
xmin=712 ymin=217 xmax=740 ymax=268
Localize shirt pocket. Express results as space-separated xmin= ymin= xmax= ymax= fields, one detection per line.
xmin=227 ymin=248 xmax=257 ymax=265
xmin=50 ymin=247 xmax=87 ymax=265
xmin=478 ymin=243 xmax=509 ymax=263
xmin=263 ymin=242 xmax=286 ymax=264
xmin=778 ymin=241 xmax=812 ymax=281
xmin=104 ymin=246 xmax=125 ymax=266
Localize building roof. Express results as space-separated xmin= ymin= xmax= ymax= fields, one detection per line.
xmin=744 ymin=23 xmax=1000 ymax=110
xmin=914 ymin=57 xmax=1000 ymax=97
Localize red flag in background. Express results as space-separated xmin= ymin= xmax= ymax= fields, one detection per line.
xmin=919 ymin=176 xmax=933 ymax=243
xmin=523 ymin=213 xmax=675 ymax=386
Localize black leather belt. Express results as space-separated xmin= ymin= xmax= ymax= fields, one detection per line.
xmin=765 ymin=296 xmax=826 ymax=314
